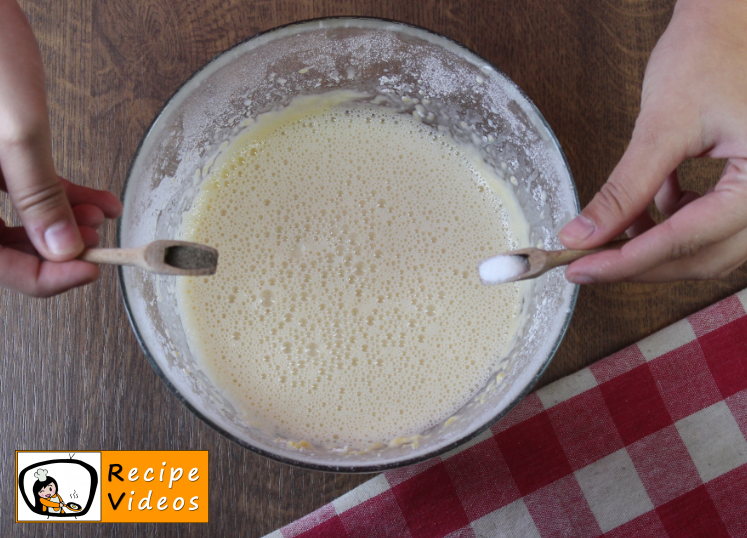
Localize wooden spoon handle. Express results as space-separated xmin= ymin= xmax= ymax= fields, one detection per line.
xmin=79 ymin=246 xmax=146 ymax=268
xmin=545 ymin=239 xmax=629 ymax=269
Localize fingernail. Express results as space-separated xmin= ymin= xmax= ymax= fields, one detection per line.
xmin=44 ymin=221 xmax=81 ymax=256
xmin=560 ymin=215 xmax=595 ymax=242
xmin=567 ymin=274 xmax=595 ymax=285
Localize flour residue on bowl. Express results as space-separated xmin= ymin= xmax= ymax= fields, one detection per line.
xmin=176 ymin=92 xmax=529 ymax=449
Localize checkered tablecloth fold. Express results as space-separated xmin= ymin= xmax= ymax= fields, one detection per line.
xmin=267 ymin=289 xmax=747 ymax=538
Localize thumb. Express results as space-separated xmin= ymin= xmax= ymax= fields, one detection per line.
xmin=0 ymin=0 xmax=83 ymax=262
xmin=1 ymin=136 xmax=84 ymax=261
xmin=559 ymin=119 xmax=687 ymax=249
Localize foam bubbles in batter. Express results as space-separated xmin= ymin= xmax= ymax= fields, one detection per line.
xmin=177 ymin=94 xmax=526 ymax=449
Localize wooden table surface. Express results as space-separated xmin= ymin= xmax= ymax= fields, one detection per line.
xmin=3 ymin=0 xmax=746 ymax=535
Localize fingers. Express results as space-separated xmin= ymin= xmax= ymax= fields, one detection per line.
xmin=565 ymin=159 xmax=747 ymax=283
xmin=78 ymin=226 xmax=100 ymax=248
xmin=0 ymin=171 xmax=117 ymax=261
xmin=0 ymin=215 xmax=100 ymax=297
xmin=559 ymin=116 xmax=689 ymax=250
xmin=2 ymin=206 xmax=103 ymax=245
xmin=2 ymin=224 xmax=99 ymax=252
xmin=0 ymin=245 xmax=100 ymax=297
xmin=2 ymin=176 xmax=124 ymax=220
xmin=1 ymin=139 xmax=85 ymax=262
xmin=654 ymin=171 xmax=701 ymax=216
xmin=625 ymin=171 xmax=701 ymax=239
xmin=71 ymin=204 xmax=106 ymax=229
xmin=61 ymin=178 xmax=122 ymax=219
xmin=626 ymin=210 xmax=656 ymax=238
xmin=629 ymin=226 xmax=747 ymax=282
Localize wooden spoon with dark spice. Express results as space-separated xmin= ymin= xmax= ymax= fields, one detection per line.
xmin=79 ymin=240 xmax=218 ymax=276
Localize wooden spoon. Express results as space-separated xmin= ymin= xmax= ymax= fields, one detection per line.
xmin=478 ymin=239 xmax=628 ymax=285
xmin=79 ymin=240 xmax=218 ymax=276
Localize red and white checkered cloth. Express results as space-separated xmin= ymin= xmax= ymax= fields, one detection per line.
xmin=265 ymin=288 xmax=747 ymax=538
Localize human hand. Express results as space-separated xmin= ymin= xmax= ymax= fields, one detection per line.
xmin=0 ymin=0 xmax=122 ymax=297
xmin=558 ymin=0 xmax=747 ymax=283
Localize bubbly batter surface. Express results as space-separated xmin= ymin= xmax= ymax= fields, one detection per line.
xmin=178 ymin=95 xmax=526 ymax=448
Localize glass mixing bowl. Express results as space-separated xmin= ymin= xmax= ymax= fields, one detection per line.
xmin=119 ymin=17 xmax=579 ymax=472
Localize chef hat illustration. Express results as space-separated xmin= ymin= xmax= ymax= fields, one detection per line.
xmin=33 ymin=468 xmax=48 ymax=482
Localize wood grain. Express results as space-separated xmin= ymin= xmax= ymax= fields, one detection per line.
xmin=3 ymin=0 xmax=746 ymax=536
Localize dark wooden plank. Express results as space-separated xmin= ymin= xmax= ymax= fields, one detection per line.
xmin=4 ymin=0 xmax=745 ymax=536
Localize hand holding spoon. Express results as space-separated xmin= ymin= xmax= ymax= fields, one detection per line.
xmin=79 ymin=240 xmax=218 ymax=276
xmin=478 ymin=240 xmax=628 ymax=285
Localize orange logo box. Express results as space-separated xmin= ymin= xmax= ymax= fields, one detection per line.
xmin=101 ymin=451 xmax=208 ymax=523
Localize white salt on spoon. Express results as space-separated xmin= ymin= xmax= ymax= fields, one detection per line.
xmin=479 ymin=254 xmax=530 ymax=285
xmin=478 ymin=240 xmax=628 ymax=285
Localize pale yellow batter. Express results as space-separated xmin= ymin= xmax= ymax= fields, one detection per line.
xmin=177 ymin=94 xmax=526 ymax=449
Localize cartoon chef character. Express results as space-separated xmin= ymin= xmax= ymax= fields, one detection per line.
xmin=32 ymin=468 xmax=67 ymax=515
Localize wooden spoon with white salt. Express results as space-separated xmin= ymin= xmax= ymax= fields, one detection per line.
xmin=478 ymin=240 xmax=628 ymax=285
xmin=80 ymin=240 xmax=218 ymax=276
